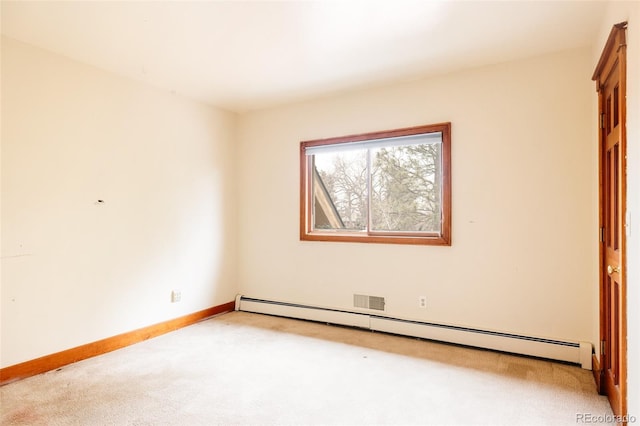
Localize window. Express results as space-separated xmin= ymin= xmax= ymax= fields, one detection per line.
xmin=300 ymin=122 xmax=451 ymax=245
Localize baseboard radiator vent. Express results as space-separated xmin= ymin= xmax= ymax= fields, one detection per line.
xmin=235 ymin=295 xmax=592 ymax=370
xmin=353 ymin=294 xmax=385 ymax=311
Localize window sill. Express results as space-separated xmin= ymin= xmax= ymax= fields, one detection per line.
xmin=300 ymin=232 xmax=451 ymax=246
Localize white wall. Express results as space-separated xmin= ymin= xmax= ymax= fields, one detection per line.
xmin=594 ymin=1 xmax=640 ymax=416
xmin=0 ymin=37 xmax=238 ymax=368
xmin=237 ymin=48 xmax=597 ymax=345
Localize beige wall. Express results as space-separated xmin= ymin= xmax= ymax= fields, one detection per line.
xmin=594 ymin=1 xmax=640 ymax=415
xmin=0 ymin=37 xmax=238 ymax=367
xmin=3 ymin=13 xmax=636 ymax=409
xmin=237 ymin=48 xmax=597 ymax=344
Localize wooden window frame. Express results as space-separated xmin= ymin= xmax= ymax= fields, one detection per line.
xmin=300 ymin=122 xmax=451 ymax=246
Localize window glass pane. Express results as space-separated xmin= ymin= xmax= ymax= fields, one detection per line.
xmin=312 ymin=150 xmax=367 ymax=231
xmin=370 ymin=143 xmax=441 ymax=233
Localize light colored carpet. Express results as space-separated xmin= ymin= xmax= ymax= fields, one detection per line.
xmin=1 ymin=311 xmax=613 ymax=425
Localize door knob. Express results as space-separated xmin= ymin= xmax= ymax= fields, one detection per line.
xmin=607 ymin=265 xmax=620 ymax=275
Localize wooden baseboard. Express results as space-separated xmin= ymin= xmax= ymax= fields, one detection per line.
xmin=0 ymin=301 xmax=236 ymax=386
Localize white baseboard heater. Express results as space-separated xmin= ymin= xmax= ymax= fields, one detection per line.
xmin=235 ymin=295 xmax=592 ymax=370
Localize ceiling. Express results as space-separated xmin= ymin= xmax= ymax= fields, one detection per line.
xmin=1 ymin=1 xmax=607 ymax=113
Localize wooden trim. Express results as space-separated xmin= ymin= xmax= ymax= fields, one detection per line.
xmin=440 ymin=122 xmax=452 ymax=245
xmin=0 ymin=301 xmax=235 ymax=386
xmin=300 ymin=122 xmax=452 ymax=246
xmin=592 ymin=22 xmax=627 ymax=82
xmin=301 ymin=232 xmax=451 ymax=246
xmin=592 ymin=354 xmax=603 ymax=393
xmin=596 ymin=83 xmax=605 ymax=396
xmin=618 ymin=29 xmax=628 ymax=423
xmin=300 ymin=142 xmax=309 ymax=241
xmin=300 ymin=122 xmax=451 ymax=148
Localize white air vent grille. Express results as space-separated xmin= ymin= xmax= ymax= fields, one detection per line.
xmin=353 ymin=294 xmax=368 ymax=308
xmin=354 ymin=294 xmax=385 ymax=311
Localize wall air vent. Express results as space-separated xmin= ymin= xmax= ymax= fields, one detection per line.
xmin=354 ymin=294 xmax=385 ymax=311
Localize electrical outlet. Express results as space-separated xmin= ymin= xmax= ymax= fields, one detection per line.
xmin=171 ymin=290 xmax=182 ymax=303
xmin=418 ymin=296 xmax=427 ymax=309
